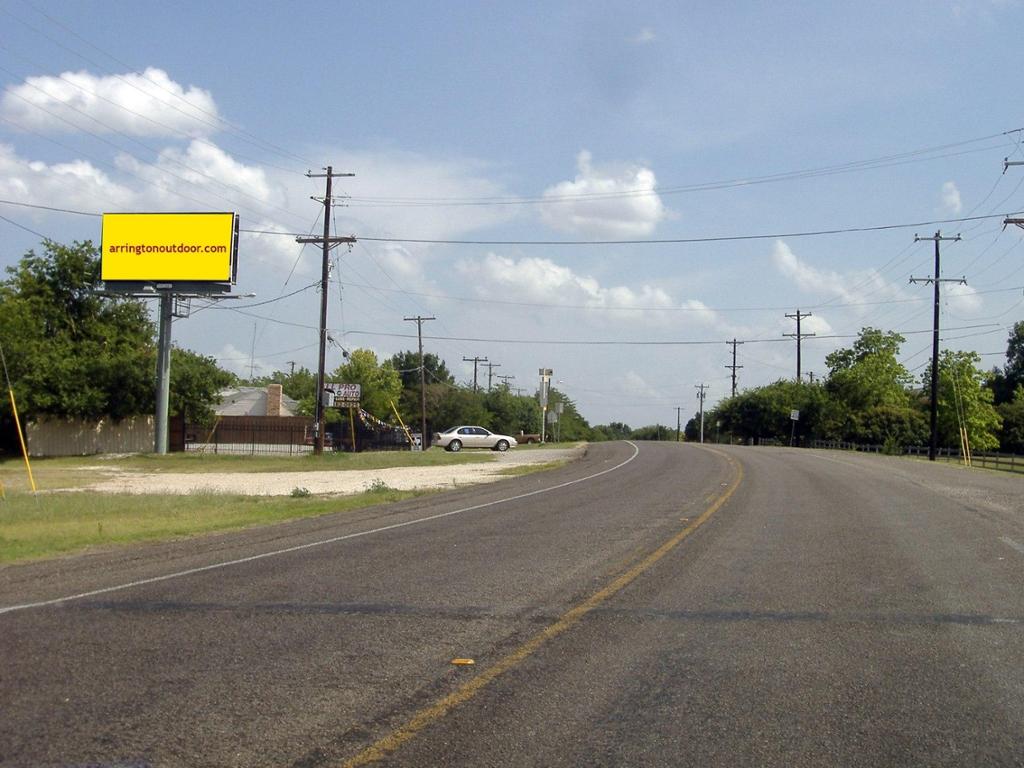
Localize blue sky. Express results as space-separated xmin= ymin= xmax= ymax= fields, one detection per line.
xmin=1 ymin=0 xmax=1022 ymax=428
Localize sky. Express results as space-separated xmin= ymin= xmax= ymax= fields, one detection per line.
xmin=1 ymin=0 xmax=1023 ymax=429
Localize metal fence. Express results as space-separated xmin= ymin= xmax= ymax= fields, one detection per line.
xmin=184 ymin=416 xmax=313 ymax=456
xmin=181 ymin=415 xmax=414 ymax=456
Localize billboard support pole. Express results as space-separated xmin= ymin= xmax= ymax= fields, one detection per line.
xmin=154 ymin=292 xmax=173 ymax=454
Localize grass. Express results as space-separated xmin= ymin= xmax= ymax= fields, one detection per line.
xmin=0 ymin=485 xmax=428 ymax=566
xmin=0 ymin=444 xmax=581 ymax=565
xmin=496 ymin=459 xmax=571 ymax=477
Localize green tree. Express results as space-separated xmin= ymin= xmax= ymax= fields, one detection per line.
xmin=330 ymin=349 xmax=402 ymax=420
xmin=591 ymin=421 xmax=632 ymax=441
xmin=930 ymin=350 xmax=1002 ymax=452
xmin=826 ymin=328 xmax=913 ymax=407
xmin=483 ymin=385 xmax=540 ymax=437
xmin=997 ymin=386 xmax=1024 ymax=453
xmin=170 ymin=347 xmax=235 ymax=424
xmin=631 ymin=424 xmax=673 ymax=440
xmin=431 ymin=386 xmax=492 ymax=433
xmin=389 ymin=350 xmax=456 ymax=430
xmin=1005 ymin=321 xmax=1024 ymax=386
xmin=822 ymin=328 xmax=921 ymax=444
xmin=544 ymin=389 xmax=591 ymax=441
xmin=989 ymin=321 xmax=1024 ymax=405
xmin=0 ymin=240 xmax=155 ymax=422
xmin=715 ymin=380 xmax=833 ymax=444
xmin=389 ymin=350 xmax=454 ymax=389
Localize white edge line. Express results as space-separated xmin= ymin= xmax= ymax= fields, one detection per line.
xmin=1 ymin=442 xmax=641 ymax=616
xmin=999 ymin=536 xmax=1024 ymax=555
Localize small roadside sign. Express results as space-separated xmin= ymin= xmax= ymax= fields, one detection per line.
xmin=790 ymin=409 xmax=800 ymax=421
xmin=329 ymin=382 xmax=361 ymax=408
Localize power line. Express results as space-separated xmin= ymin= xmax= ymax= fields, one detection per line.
xmin=2 ymin=196 xmax=1022 ymax=248
xmin=333 ymin=129 xmax=1023 ymax=206
xmin=0 ymin=212 xmax=53 ymax=241
xmin=334 ymin=322 xmax=999 ymax=347
xmin=352 ymin=209 xmax=1024 ymax=245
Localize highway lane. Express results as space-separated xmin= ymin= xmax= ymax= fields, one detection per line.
xmin=3 ymin=442 xmax=1023 ymax=766
xmin=1 ymin=441 xmax=733 ymax=766
xmin=379 ymin=445 xmax=1024 ymax=767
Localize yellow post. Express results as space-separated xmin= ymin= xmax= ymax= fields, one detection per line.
xmin=9 ymin=388 xmax=36 ymax=492
xmin=389 ymin=399 xmax=416 ymax=449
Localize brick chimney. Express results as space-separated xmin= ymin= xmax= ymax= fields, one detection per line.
xmin=266 ymin=384 xmax=283 ymax=417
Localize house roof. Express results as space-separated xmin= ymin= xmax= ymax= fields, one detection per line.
xmin=214 ymin=386 xmax=299 ymax=417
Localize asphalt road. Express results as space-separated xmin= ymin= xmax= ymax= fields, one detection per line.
xmin=2 ymin=441 xmax=1023 ymax=767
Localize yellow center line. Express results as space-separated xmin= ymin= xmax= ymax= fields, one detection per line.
xmin=342 ymin=447 xmax=744 ymax=767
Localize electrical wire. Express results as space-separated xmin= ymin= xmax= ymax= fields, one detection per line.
xmin=339 ymin=131 xmax=1021 ymax=207
xmin=3 ymin=196 xmax=1022 ymax=248
xmin=0 ymin=212 xmax=52 ymax=240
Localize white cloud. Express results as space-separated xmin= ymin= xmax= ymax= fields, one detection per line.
xmin=800 ymin=313 xmax=834 ymax=337
xmin=540 ymin=150 xmax=666 ymax=238
xmin=458 ymin=252 xmax=673 ymax=309
xmin=771 ymin=239 xmax=911 ymax=312
xmin=678 ymin=299 xmax=719 ymax=326
xmin=1 ymin=68 xmax=219 ymax=138
xmin=217 ymin=342 xmax=273 ymax=379
xmin=945 ymin=281 xmax=983 ymax=313
xmin=941 ymin=181 xmax=962 ymax=214
xmin=0 ymin=142 xmax=135 ymax=213
xmin=115 ymin=139 xmax=283 ymax=211
xmin=631 ymin=28 xmax=657 ymax=44
xmin=620 ymin=370 xmax=667 ymax=402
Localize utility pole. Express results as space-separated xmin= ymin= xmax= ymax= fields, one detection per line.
xmin=910 ymin=231 xmax=964 ymax=461
xmin=726 ymin=338 xmax=744 ymax=397
xmin=405 ymin=315 xmax=436 ymax=448
xmin=296 ymin=166 xmax=355 ymax=455
xmin=497 ymin=373 xmax=516 ymax=389
xmin=676 ymin=406 xmax=682 ymax=442
xmin=483 ymin=361 xmax=501 ymax=391
xmin=286 ymin=360 xmax=297 ymax=376
xmin=462 ymin=355 xmax=487 ymax=392
xmin=784 ymin=310 xmax=815 ymax=382
xmin=807 ymin=371 xmax=816 ymax=384
xmin=695 ymin=383 xmax=709 ymax=444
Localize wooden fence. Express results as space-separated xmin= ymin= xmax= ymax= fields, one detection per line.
xmin=26 ymin=415 xmax=154 ymax=456
xmin=808 ymin=439 xmax=1024 ymax=475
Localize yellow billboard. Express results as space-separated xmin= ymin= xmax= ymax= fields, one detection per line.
xmin=101 ymin=212 xmax=237 ymax=282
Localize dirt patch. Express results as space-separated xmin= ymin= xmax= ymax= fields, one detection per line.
xmin=85 ymin=447 xmax=584 ymax=496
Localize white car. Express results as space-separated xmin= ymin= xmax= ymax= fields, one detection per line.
xmin=433 ymin=426 xmax=518 ymax=452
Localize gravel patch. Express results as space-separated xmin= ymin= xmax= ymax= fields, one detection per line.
xmin=85 ymin=447 xmax=583 ymax=496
